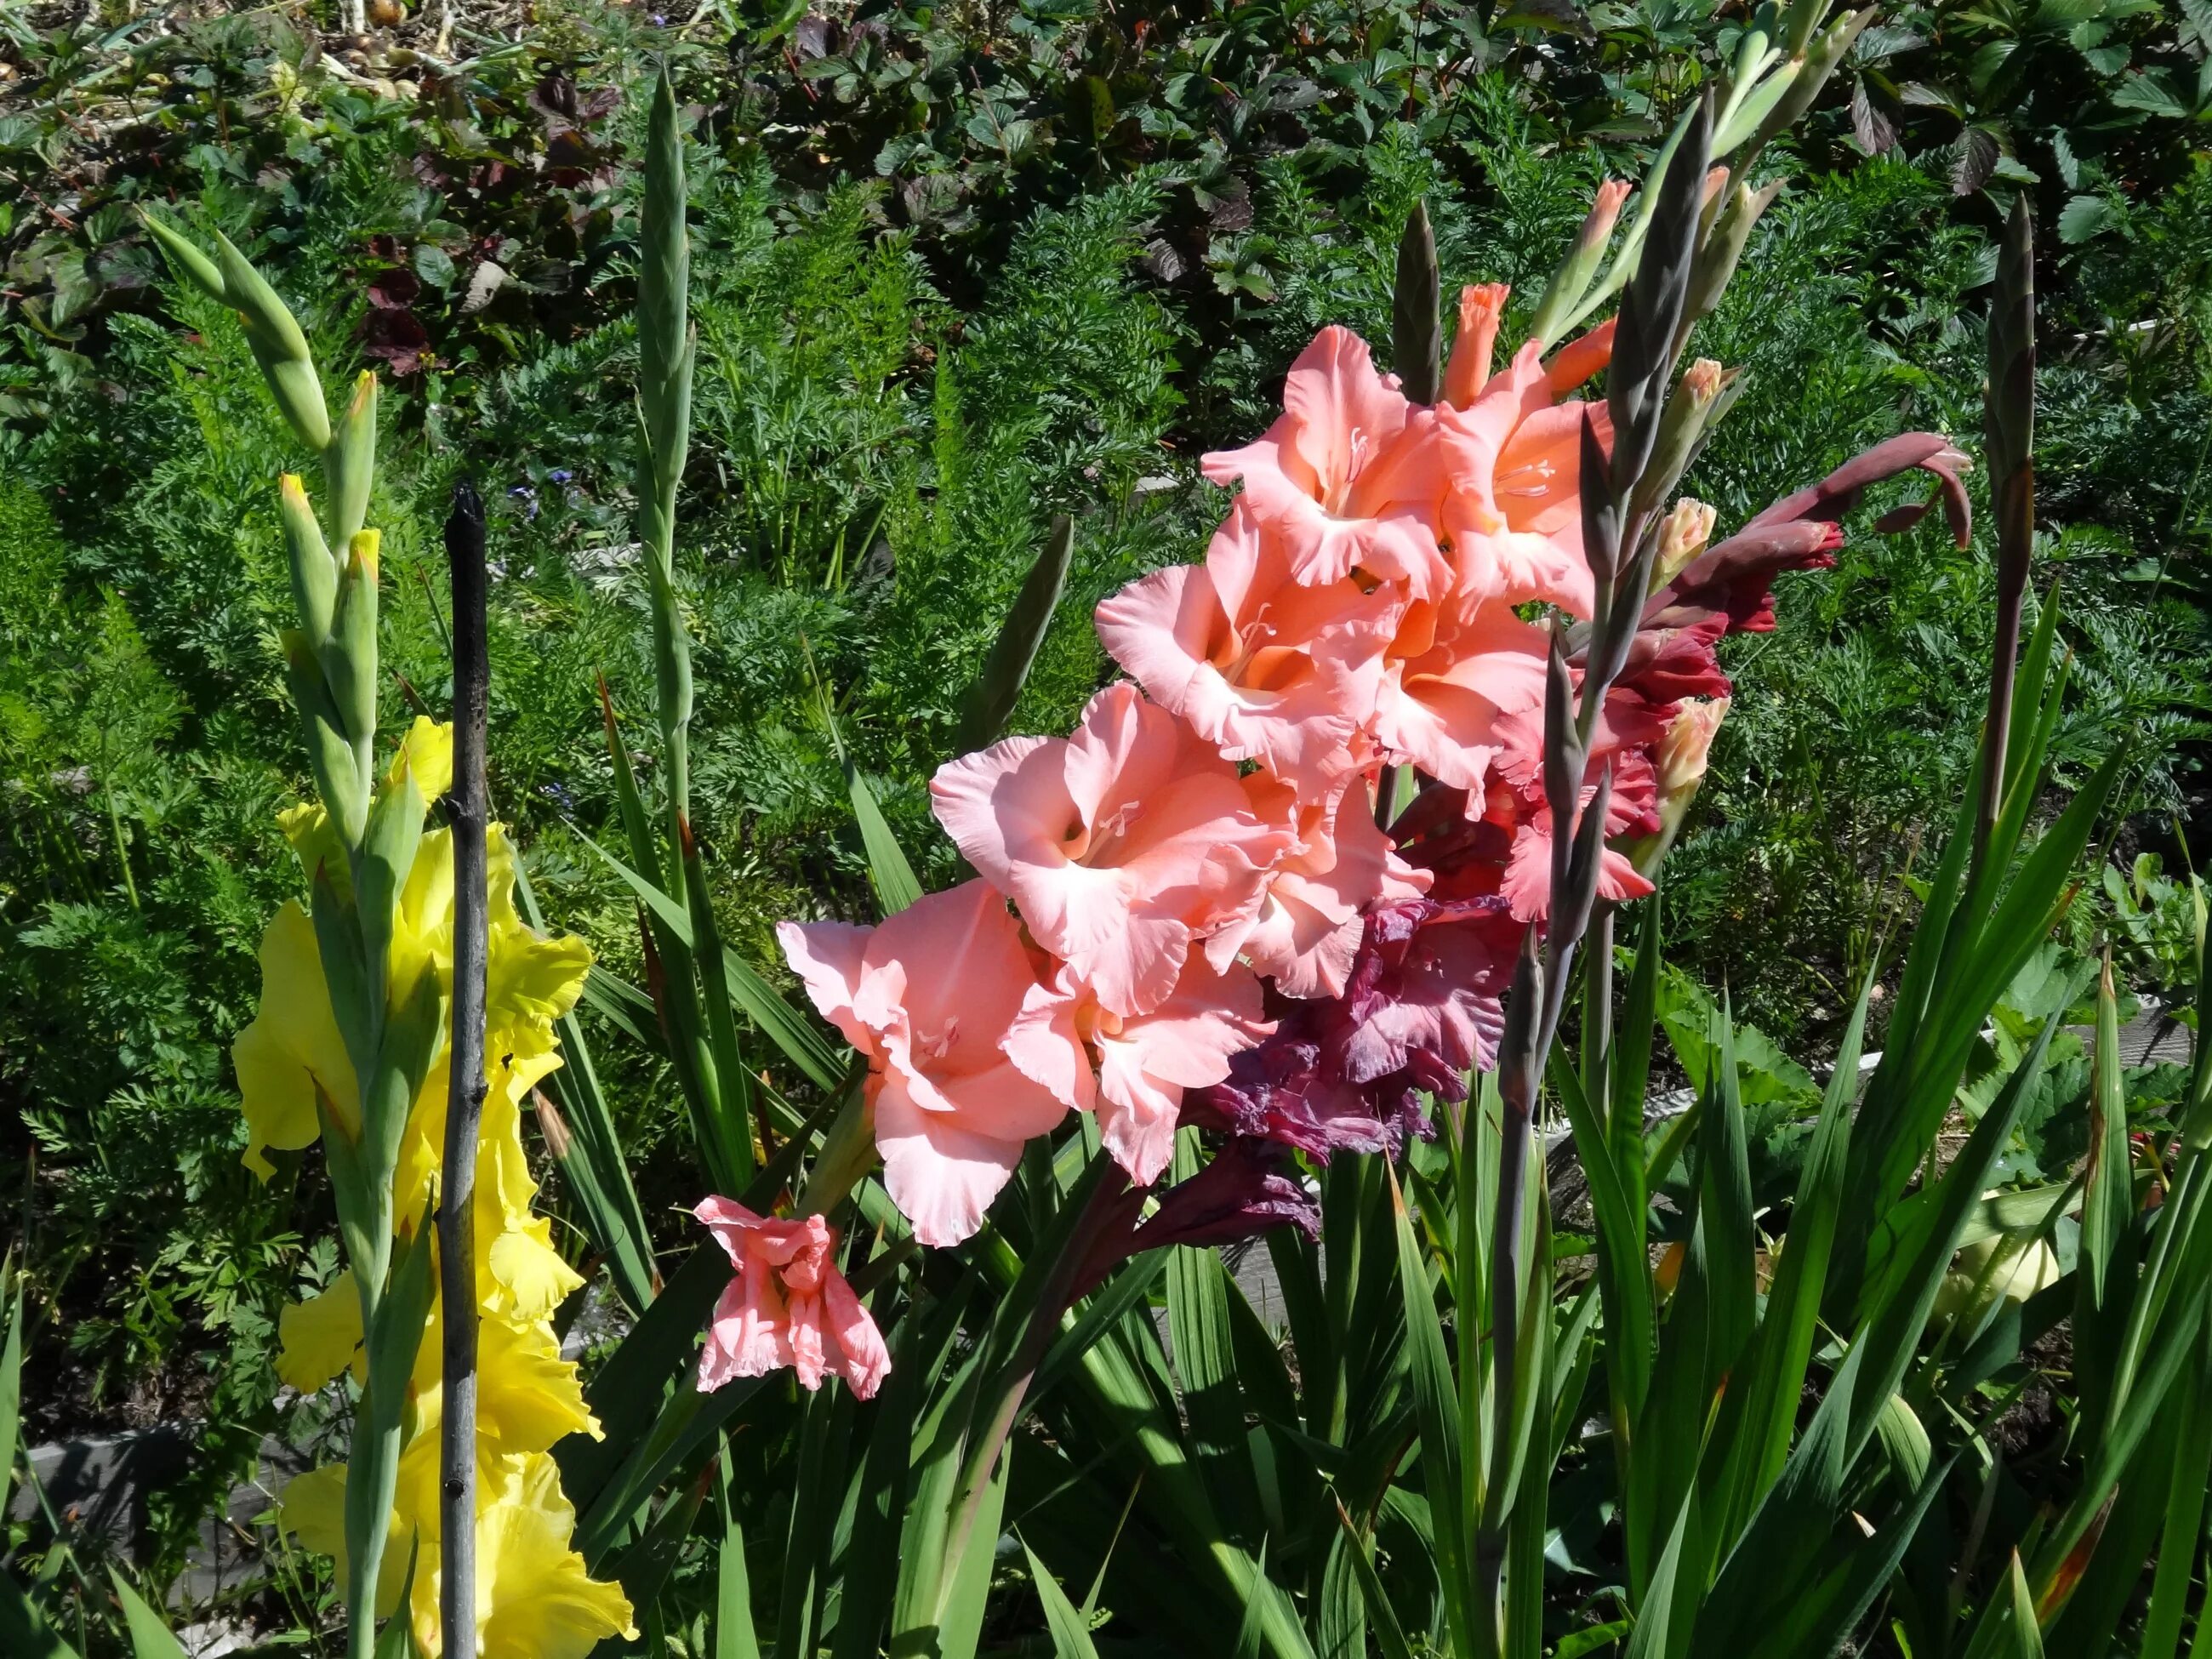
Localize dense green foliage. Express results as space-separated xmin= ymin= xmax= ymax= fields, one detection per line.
xmin=2 ymin=0 xmax=2210 ymax=1649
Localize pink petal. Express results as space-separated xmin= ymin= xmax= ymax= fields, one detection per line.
xmin=820 ymin=1270 xmax=892 ymax=1400
xmin=698 ymin=1261 xmax=792 ymax=1392
xmin=1004 ymin=972 xmax=1096 ymax=1112
xmin=784 ymin=1288 xmax=830 ymax=1390
xmin=929 ymin=737 xmax=1074 ymax=912
xmin=1094 ymin=956 xmax=1271 ymax=1186
xmin=874 ymin=1075 xmax=1030 ymax=1247
xmin=940 ymin=685 xmax=1295 ymax=1018
xmin=776 ymin=921 xmax=877 ymax=1054
xmin=1373 ymin=601 xmax=1550 ymax=791
xmin=1444 ymin=283 xmax=1510 ymax=408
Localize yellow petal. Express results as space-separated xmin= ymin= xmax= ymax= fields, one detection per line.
xmin=476 ymin=1315 xmax=601 ymax=1451
xmin=467 ymin=1453 xmax=636 ymax=1659
xmin=388 ymin=715 xmax=454 ymax=802
xmin=276 ymin=1270 xmax=364 ymax=1393
xmin=486 ymin=1217 xmax=584 ymax=1321
xmin=279 ymin=1463 xmax=412 ymax=1620
xmin=232 ymin=902 xmax=356 ymax=1172
xmin=278 ymin=801 xmax=351 ymax=898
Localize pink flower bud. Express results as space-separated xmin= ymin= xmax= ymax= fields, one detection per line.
xmin=1444 ymin=282 xmax=1511 ymax=408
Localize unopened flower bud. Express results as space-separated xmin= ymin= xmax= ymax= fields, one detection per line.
xmin=1445 ymin=282 xmax=1511 ymax=408
xmin=1529 ymin=180 xmax=1630 ymax=350
xmin=1657 ymin=498 xmax=1719 ymax=585
xmin=1656 ymin=697 xmax=1730 ymax=812
xmin=1700 ymin=165 xmax=1731 ymax=231
xmin=1636 ymin=360 xmax=1736 ymax=520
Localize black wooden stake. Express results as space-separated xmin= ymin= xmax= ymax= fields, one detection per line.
xmin=439 ymin=479 xmax=489 ymax=1656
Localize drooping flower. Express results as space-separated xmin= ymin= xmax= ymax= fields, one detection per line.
xmin=931 ymin=683 xmax=1297 ymax=1020
xmin=1094 ymin=501 xmax=1401 ymax=800
xmin=693 ymin=1200 xmax=891 ymax=1398
xmin=1201 ymin=326 xmax=1453 ymax=597
xmin=778 ymin=879 xmax=1071 ymax=1246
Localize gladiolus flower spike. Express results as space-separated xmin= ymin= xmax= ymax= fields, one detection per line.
xmin=753 ymin=158 xmax=1971 ymax=1404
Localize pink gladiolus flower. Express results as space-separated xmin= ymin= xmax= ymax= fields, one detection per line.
xmin=1438 ymin=340 xmax=1612 ymax=613
xmin=1095 ymin=503 xmax=1401 ymax=801
xmin=1202 ymin=326 xmax=1453 ymax=597
xmin=932 ymin=683 xmax=1297 ymax=1020
xmin=1012 ymin=955 xmax=1274 ymax=1186
xmin=778 ymin=881 xmax=1071 ymax=1246
xmin=1206 ymin=772 xmax=1430 ymax=998
xmin=693 ymin=1200 xmax=891 ymax=1399
xmin=1371 ymin=595 xmax=1553 ymax=795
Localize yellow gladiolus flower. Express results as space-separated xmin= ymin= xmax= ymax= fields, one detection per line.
xmin=414 ymin=1453 xmax=636 ymax=1659
xmin=250 ymin=718 xmax=623 ymax=1656
xmin=232 ymin=902 xmax=357 ymax=1177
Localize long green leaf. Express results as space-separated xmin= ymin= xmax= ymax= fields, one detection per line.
xmin=715 ymin=1453 xmax=762 ymax=1659
xmin=1622 ymin=1495 xmax=1692 ymax=1659
xmin=680 ymin=818 xmax=758 ymax=1192
xmin=513 ymin=857 xmax=656 ymax=1310
xmin=1550 ymin=1052 xmax=1654 ymax=1450
xmin=1022 ymin=1536 xmax=1103 ymax=1659
xmin=1723 ymin=973 xmax=1869 ymax=1531
xmin=579 ymin=827 xmax=843 ymax=1089
xmin=1742 ymin=1452 xmax=1957 ymax=1659
xmin=2072 ymin=952 xmax=2134 ymax=1427
xmin=108 ymin=1573 xmax=187 ymax=1659
xmin=0 ymin=1572 xmax=77 ymax=1659
xmin=1331 ymin=1503 xmax=1417 ymax=1659
xmin=557 ymin=1244 xmax=727 ymax=1512
xmin=0 ymin=1274 xmax=21 ymax=1510
xmin=1389 ymin=1166 xmax=1474 ymax=1657
xmin=955 ymin=514 xmax=1075 ymax=752
xmin=821 ymin=696 xmax=923 ymax=916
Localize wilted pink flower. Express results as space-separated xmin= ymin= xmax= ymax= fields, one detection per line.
xmin=1189 ymin=898 xmax=1519 ymax=1158
xmin=778 ymin=880 xmax=1071 ymax=1246
xmin=1202 ymin=326 xmax=1453 ymax=597
xmin=1206 ymin=772 xmax=1430 ymax=999
xmin=1095 ymin=502 xmax=1402 ymax=801
xmin=932 ymin=683 xmax=1297 ymax=1020
xmin=693 ymin=1200 xmax=890 ymax=1399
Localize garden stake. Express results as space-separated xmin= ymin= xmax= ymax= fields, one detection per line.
xmin=438 ymin=479 xmax=491 ymax=1659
